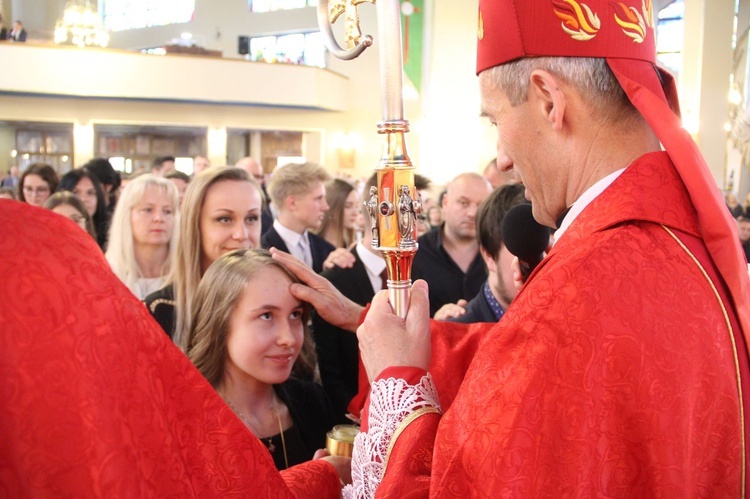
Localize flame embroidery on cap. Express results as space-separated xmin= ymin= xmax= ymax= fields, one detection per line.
xmin=613 ymin=2 xmax=648 ymax=43
xmin=478 ymin=11 xmax=484 ymax=40
xmin=553 ymin=0 xmax=601 ymax=41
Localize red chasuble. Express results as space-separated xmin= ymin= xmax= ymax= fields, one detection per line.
xmin=0 ymin=200 xmax=340 ymax=498
xmin=373 ymin=153 xmax=749 ymax=497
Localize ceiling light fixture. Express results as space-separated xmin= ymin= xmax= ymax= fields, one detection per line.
xmin=54 ymin=0 xmax=109 ymax=48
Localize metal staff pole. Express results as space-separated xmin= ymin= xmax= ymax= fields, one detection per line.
xmin=317 ymin=0 xmax=421 ymax=318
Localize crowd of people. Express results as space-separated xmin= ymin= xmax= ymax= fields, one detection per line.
xmin=0 ymin=147 xmax=514 ymax=487
xmin=3 ymin=0 xmax=750 ymax=496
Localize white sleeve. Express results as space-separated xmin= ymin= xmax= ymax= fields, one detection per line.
xmin=343 ymin=373 xmax=441 ymax=499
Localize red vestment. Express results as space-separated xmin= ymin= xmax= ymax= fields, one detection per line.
xmin=368 ymin=153 xmax=750 ymax=497
xmin=0 ymin=201 xmax=341 ymax=498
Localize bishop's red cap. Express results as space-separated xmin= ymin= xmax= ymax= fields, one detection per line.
xmin=476 ymin=0 xmax=750 ymax=352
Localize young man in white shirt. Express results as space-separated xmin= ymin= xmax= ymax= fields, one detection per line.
xmin=261 ymin=162 xmax=335 ymax=273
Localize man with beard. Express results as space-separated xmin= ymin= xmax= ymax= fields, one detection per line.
xmin=443 ymin=182 xmax=528 ymax=323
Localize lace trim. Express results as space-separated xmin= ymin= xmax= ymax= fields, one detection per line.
xmin=343 ymin=374 xmax=441 ymax=499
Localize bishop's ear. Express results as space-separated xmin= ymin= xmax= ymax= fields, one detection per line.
xmin=528 ymin=69 xmax=566 ymax=131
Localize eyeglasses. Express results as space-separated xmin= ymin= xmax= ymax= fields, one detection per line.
xmin=23 ymin=186 xmax=50 ymax=195
xmin=69 ymin=214 xmax=87 ymax=225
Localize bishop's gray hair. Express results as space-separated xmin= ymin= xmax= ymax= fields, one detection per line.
xmin=486 ymin=57 xmax=641 ymax=126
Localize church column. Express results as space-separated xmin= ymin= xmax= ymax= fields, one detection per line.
xmin=73 ymin=122 xmax=94 ymax=167
xmin=680 ymin=0 xmax=735 ymax=188
xmin=207 ymin=127 xmax=227 ymax=168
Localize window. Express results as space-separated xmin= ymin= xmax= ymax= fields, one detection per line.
xmin=95 ymin=125 xmax=206 ymax=174
xmin=249 ymin=31 xmax=326 ymax=67
xmin=13 ymin=124 xmax=74 ymax=174
xmin=103 ymin=0 xmax=196 ymax=32
xmin=249 ymin=0 xmax=318 ymax=13
xmin=656 ymin=0 xmax=684 ymax=77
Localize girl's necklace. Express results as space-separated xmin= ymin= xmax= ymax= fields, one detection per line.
xmin=224 ymin=392 xmax=289 ymax=469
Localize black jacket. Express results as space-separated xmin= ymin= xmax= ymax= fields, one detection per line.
xmin=311 ymin=249 xmax=375 ymax=421
xmin=261 ymin=226 xmax=335 ymax=273
xmin=412 ymin=226 xmax=487 ymax=317
xmin=447 ymin=284 xmax=500 ymax=324
xmin=143 ymin=284 xmax=175 ymax=338
xmin=273 ymin=377 xmax=336 ymax=468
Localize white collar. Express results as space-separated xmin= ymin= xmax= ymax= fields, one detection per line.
xmin=356 ymin=242 xmax=386 ymax=275
xmin=273 ymin=219 xmax=307 ymax=247
xmin=554 ymin=168 xmax=626 ymax=242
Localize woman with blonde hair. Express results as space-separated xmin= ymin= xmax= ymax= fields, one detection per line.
xmin=144 ymin=167 xmax=264 ymax=346
xmin=106 ymin=174 xmax=179 ymax=299
xmin=186 ymin=248 xmax=335 ymax=470
xmin=316 ymin=178 xmax=360 ymax=248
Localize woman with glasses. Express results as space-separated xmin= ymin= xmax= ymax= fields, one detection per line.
xmin=18 ymin=163 xmax=58 ymax=207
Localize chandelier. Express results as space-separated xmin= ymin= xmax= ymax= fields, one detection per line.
xmin=54 ymin=0 xmax=109 ymax=48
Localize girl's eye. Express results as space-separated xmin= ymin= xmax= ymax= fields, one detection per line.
xmin=245 ymin=215 xmax=259 ymax=224
xmin=290 ymin=309 xmax=303 ymax=320
xmin=217 ymin=216 xmax=231 ymax=223
xmin=259 ymin=312 xmax=272 ymax=321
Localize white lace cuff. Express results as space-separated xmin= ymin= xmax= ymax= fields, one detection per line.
xmin=343 ymin=373 xmax=441 ymax=499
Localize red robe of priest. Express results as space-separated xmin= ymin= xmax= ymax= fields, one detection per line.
xmin=0 ymin=200 xmax=341 ymax=498
xmin=343 ymin=0 xmax=750 ymax=497
xmin=365 ymin=153 xmax=749 ymax=497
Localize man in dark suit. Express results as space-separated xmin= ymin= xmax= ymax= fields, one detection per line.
xmin=441 ymin=183 xmax=528 ymax=323
xmin=8 ymin=20 xmax=26 ymax=42
xmin=261 ymin=162 xmax=335 ymax=273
